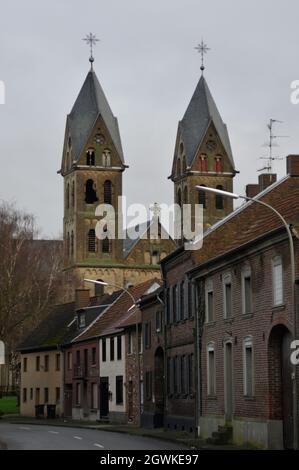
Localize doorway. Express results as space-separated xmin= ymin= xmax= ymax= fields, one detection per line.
xmin=99 ymin=377 xmax=109 ymax=419
xmin=154 ymin=347 xmax=165 ymax=427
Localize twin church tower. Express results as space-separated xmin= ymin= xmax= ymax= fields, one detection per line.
xmin=59 ymin=46 xmax=236 ymax=299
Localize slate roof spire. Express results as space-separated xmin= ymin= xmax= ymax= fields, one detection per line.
xmin=66 ymin=68 xmax=124 ymax=164
xmin=179 ymin=75 xmax=235 ymax=169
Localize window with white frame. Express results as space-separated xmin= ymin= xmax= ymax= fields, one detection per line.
xmin=243 ymin=337 xmax=254 ymax=397
xmin=223 ymin=273 xmax=232 ymax=318
xmin=207 ymin=343 xmax=216 ymax=396
xmin=272 ymin=255 xmax=283 ymax=306
xmin=242 ymin=266 xmax=252 ymax=315
xmin=205 ymin=281 xmax=214 ymax=322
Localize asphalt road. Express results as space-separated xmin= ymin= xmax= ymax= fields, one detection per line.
xmin=0 ymin=423 xmax=187 ymax=450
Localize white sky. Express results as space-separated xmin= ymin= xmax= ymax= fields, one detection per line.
xmin=1 ymin=0 xmax=299 ymax=237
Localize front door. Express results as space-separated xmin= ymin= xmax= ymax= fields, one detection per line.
xmin=224 ymin=342 xmax=233 ymax=422
xmin=64 ymin=385 xmax=72 ymax=417
xmin=100 ymin=377 xmax=109 ymax=418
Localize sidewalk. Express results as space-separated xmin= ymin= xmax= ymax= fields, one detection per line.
xmin=1 ymin=415 xmax=246 ymax=450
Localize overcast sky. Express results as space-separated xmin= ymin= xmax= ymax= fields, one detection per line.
xmin=1 ymin=0 xmax=299 ymax=238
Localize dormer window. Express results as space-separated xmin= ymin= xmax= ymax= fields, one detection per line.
xmin=214 ymin=156 xmax=222 ymax=173
xmin=79 ymin=313 xmax=86 ymax=328
xmin=199 ymin=155 xmax=207 ymax=173
xmin=86 ymin=149 xmax=95 ymax=166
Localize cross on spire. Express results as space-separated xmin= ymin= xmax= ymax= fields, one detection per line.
xmin=82 ymin=33 xmax=99 ymax=69
xmin=195 ymin=39 xmax=210 ymax=74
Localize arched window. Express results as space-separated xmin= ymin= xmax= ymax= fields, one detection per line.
xmin=102 ymin=149 xmax=111 ymax=167
xmin=214 ymin=156 xmax=222 ymax=173
xmin=198 ymin=185 xmax=206 ymax=209
xmin=102 ymin=227 xmax=111 ymax=253
xmin=215 ymin=185 xmax=224 ymax=210
xmin=182 ymin=156 xmax=187 ymax=174
xmin=104 ymin=180 xmax=112 ymax=204
xmin=177 ymin=188 xmax=182 ymax=207
xmin=71 ymin=231 xmax=74 ymax=257
xmin=88 ymin=229 xmax=96 ymax=252
xmin=85 ymin=179 xmax=98 ymax=204
xmin=71 ymin=181 xmax=75 ymax=208
xmin=66 ymin=183 xmax=70 ymax=209
xmin=66 ymin=232 xmax=70 ymax=259
xmin=183 ymin=186 xmax=188 ymax=204
xmin=176 ymin=158 xmax=181 ymax=176
xmin=179 ymin=142 xmax=184 ymax=155
xmin=86 ymin=149 xmax=95 ymax=166
xmin=95 ymin=279 xmax=104 ymax=297
xmin=199 ymin=154 xmax=207 ymax=173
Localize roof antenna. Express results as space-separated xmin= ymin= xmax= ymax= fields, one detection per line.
xmin=258 ymin=118 xmax=289 ymax=173
xmin=82 ymin=33 xmax=99 ymax=70
xmin=195 ymin=39 xmax=210 ymax=75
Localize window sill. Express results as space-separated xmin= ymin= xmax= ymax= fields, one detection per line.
xmin=242 ymin=312 xmax=254 ymax=319
xmin=244 ymin=396 xmax=256 ymax=401
xmin=272 ymin=304 xmax=286 ymax=313
xmin=207 ymin=395 xmax=217 ymax=400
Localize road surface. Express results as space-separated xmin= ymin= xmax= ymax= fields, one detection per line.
xmin=0 ymin=422 xmax=187 ymax=450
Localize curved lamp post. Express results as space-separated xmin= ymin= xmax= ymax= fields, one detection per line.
xmin=195 ymin=185 xmax=298 ymax=449
xmin=84 ymin=279 xmax=141 ymax=424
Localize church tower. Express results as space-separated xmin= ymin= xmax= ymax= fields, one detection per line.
xmin=170 ymin=65 xmax=237 ymax=236
xmin=59 ymin=43 xmax=176 ymax=300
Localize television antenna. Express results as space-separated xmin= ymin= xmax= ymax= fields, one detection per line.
xmin=258 ymin=119 xmax=289 ymax=173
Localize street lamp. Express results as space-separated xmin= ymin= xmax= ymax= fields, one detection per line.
xmin=84 ymin=279 xmax=142 ymax=424
xmin=195 ymin=185 xmax=298 ymax=449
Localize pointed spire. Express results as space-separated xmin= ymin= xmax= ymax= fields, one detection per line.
xmin=179 ymin=75 xmax=235 ymax=169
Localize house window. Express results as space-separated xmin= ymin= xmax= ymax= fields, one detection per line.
xmin=215 ymin=185 xmax=224 ymax=210
xmin=243 ymin=337 xmax=254 ymax=397
xmin=91 ymin=383 xmax=98 ymax=409
xmin=242 ymin=267 xmax=252 ymax=314
xmin=199 ymin=154 xmax=207 ymax=172
xmin=206 ymin=282 xmax=214 ymax=323
xmin=85 ymin=179 xmax=98 ymax=204
xmin=76 ymin=350 xmax=80 ymax=365
xmin=56 ymin=387 xmax=60 ymax=404
xmin=76 ymin=383 xmax=81 ymax=405
xmin=36 ymin=356 xmax=40 ymax=371
xmin=223 ymin=274 xmax=232 ymax=318
xmin=102 ymin=339 xmax=106 ymax=362
xmin=181 ymin=356 xmax=186 ymax=395
xmin=88 ymin=229 xmax=96 ymax=252
xmin=67 ymin=351 xmax=72 ymax=370
xmin=180 ymin=281 xmax=185 ymax=321
xmin=23 ymin=357 xmax=27 ymax=372
xmin=92 ymin=347 xmax=97 ymax=365
xmin=56 ymin=354 xmax=60 ymax=371
xmin=44 ymin=388 xmax=49 ymax=404
xmin=30 ymin=388 xmax=33 ymax=400
xmin=116 ymin=376 xmax=123 ymax=404
xmin=44 ymin=356 xmax=49 ymax=373
xmin=36 ymin=388 xmax=40 ymax=405
xmin=272 ymin=256 xmax=283 ymax=306
xmin=103 ymin=180 xmax=112 ymax=204
xmin=86 ymin=149 xmax=95 ymax=166
xmin=207 ymin=344 xmax=216 ymax=396
xmin=23 ymin=388 xmax=27 ymax=403
xmin=145 ymin=371 xmax=152 ymax=400
xmin=138 ymin=329 xmax=143 ymax=353
xmin=110 ymin=337 xmax=115 ymax=361
xmin=117 ymin=336 xmax=122 ymax=360
xmin=198 ymin=185 xmax=206 ymax=209
xmin=188 ymin=354 xmax=194 ymax=395
xmin=155 ymin=310 xmax=163 ymax=332
xmin=128 ymin=331 xmax=133 ymax=354
xmin=144 ymin=322 xmax=151 ymax=349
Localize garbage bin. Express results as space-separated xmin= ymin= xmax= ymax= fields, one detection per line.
xmin=35 ymin=404 xmax=44 ymax=418
xmin=47 ymin=404 xmax=56 ymax=419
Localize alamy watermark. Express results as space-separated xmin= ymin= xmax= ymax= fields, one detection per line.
xmin=94 ymin=197 xmax=204 ymax=251
xmin=0 ymin=80 xmax=5 ymax=104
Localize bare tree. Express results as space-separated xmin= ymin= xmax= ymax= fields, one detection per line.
xmin=0 ymin=202 xmax=64 ymax=351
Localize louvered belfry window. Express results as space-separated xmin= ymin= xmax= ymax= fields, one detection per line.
xmin=104 ymin=180 xmax=112 ymax=205
xmin=88 ymin=229 xmax=96 ymax=252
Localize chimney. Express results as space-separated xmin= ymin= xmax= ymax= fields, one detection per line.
xmin=75 ymin=288 xmax=90 ymax=310
xmin=246 ymin=184 xmax=260 ymax=198
xmin=287 ymin=154 xmax=299 ymax=176
xmin=258 ymin=173 xmax=277 ymax=192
